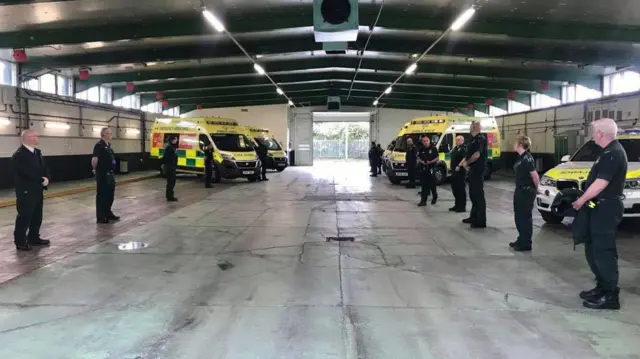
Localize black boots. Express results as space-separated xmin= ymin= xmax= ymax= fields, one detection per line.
xmin=582 ymin=287 xmax=620 ymax=310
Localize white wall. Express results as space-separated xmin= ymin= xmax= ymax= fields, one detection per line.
xmin=496 ymin=91 xmax=640 ymax=153
xmin=182 ymin=104 xmax=289 ymax=145
xmin=0 ymin=85 xmax=156 ymax=158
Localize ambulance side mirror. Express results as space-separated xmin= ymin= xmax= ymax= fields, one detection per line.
xmin=560 ymin=155 xmax=570 ymax=163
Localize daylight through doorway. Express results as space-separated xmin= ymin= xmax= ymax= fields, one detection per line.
xmin=313 ymin=122 xmax=370 ymax=160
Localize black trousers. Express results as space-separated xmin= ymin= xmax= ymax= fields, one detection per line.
xmin=420 ymin=168 xmax=437 ymax=202
xmin=166 ymin=166 xmax=176 ymax=199
xmin=14 ymin=190 xmax=43 ymax=244
xmin=407 ymin=164 xmax=416 ymax=187
xmin=370 ymin=159 xmax=378 ymax=175
xmin=513 ymin=187 xmax=536 ymax=246
xmin=96 ymin=173 xmax=116 ymax=220
xmin=205 ymin=160 xmax=213 ymax=187
xmin=260 ymin=160 xmax=268 ymax=179
xmin=468 ymin=170 xmax=486 ymax=224
xmin=451 ymin=170 xmax=466 ymax=210
xmin=585 ymin=200 xmax=623 ymax=293
xmin=377 ymin=161 xmax=382 ymax=174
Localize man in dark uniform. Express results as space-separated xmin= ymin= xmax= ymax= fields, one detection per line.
xmin=510 ymin=136 xmax=540 ymax=252
xmin=572 ymin=118 xmax=627 ymax=310
xmin=92 ymin=127 xmax=120 ymax=224
xmin=12 ymin=130 xmax=50 ymax=251
xmin=417 ymin=136 xmax=439 ymax=207
xmin=458 ymin=121 xmax=487 ymax=228
xmin=376 ymin=144 xmax=384 ymax=175
xmin=162 ymin=136 xmax=178 ymax=202
xmin=405 ymin=137 xmax=418 ymax=188
xmin=449 ymin=135 xmax=467 ymax=212
xmin=368 ymin=142 xmax=378 ymax=177
xmin=256 ymin=141 xmax=269 ymax=181
xmin=204 ymin=144 xmax=214 ymax=188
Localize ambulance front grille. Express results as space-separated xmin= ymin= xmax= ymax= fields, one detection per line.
xmin=236 ymin=161 xmax=257 ymax=168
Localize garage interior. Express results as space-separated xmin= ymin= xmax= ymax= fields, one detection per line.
xmin=1 ymin=0 xmax=640 ymax=358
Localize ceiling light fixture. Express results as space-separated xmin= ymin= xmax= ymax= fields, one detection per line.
xmin=373 ymin=100 xmax=378 ymax=106
xmin=405 ymin=63 xmax=417 ymax=75
xmin=450 ymin=7 xmax=476 ymax=31
xmin=384 ymin=87 xmax=392 ymax=94
xmin=277 ymin=88 xmax=283 ymax=95
xmin=254 ymin=64 xmax=266 ymax=75
xmin=202 ymin=9 xmax=226 ymax=32
xmin=0 ymin=118 xmax=10 ymax=126
xmin=146 ymin=62 xmax=158 ymax=66
xmin=411 ymin=53 xmax=418 ymax=58
xmin=288 ymin=100 xmax=294 ymax=106
xmin=45 ymin=122 xmax=70 ymax=130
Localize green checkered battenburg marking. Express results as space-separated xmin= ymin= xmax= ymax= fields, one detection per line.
xmin=159 ymin=148 xmax=165 ymax=156
xmin=186 ymin=158 xmax=196 ymax=167
xmin=177 ymin=149 xmax=187 ymax=158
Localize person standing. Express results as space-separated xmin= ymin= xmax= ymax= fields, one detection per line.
xmin=163 ymin=136 xmax=178 ymax=202
xmin=204 ymin=143 xmax=214 ymax=188
xmin=458 ymin=121 xmax=487 ymax=228
xmin=92 ymin=127 xmax=120 ymax=224
xmin=449 ymin=135 xmax=467 ymax=212
xmin=12 ymin=130 xmax=50 ymax=251
xmin=405 ymin=137 xmax=417 ymax=189
xmin=417 ymin=136 xmax=439 ymax=207
xmin=572 ymin=118 xmax=627 ymax=310
xmin=510 ymin=136 xmax=540 ymax=252
xmin=376 ymin=144 xmax=384 ymax=175
xmin=368 ymin=142 xmax=378 ymax=177
xmin=256 ymin=141 xmax=269 ymax=181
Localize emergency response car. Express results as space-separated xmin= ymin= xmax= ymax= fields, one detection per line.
xmin=242 ymin=126 xmax=289 ymax=171
xmin=536 ymin=128 xmax=640 ymax=224
xmin=385 ymin=116 xmax=502 ymax=185
xmin=150 ymin=117 xmax=262 ymax=182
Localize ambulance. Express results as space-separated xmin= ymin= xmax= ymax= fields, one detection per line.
xmin=535 ymin=128 xmax=640 ymax=224
xmin=381 ymin=121 xmax=409 ymax=174
xmin=242 ymin=126 xmax=289 ymax=171
xmin=385 ymin=116 xmax=502 ymax=185
xmin=150 ymin=117 xmax=262 ymax=182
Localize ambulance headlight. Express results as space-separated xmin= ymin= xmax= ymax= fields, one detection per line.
xmin=625 ymin=178 xmax=640 ymax=190
xmin=540 ymin=175 xmax=557 ymax=187
xmin=220 ymin=153 xmax=235 ymax=161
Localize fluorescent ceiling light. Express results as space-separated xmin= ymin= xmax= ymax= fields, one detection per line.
xmin=256 ymin=54 xmax=263 ymax=58
xmin=384 ymin=87 xmax=392 ymax=94
xmin=411 ymin=53 xmax=418 ymax=58
xmin=202 ymin=9 xmax=226 ymax=32
xmin=288 ymin=100 xmax=294 ymax=106
xmin=450 ymin=7 xmax=476 ymax=31
xmin=0 ymin=118 xmax=10 ymax=126
xmin=82 ymin=41 xmax=105 ymax=49
xmin=148 ymin=79 xmax=159 ymax=82
xmin=276 ymin=88 xmax=283 ymax=95
xmin=167 ymin=78 xmax=177 ymax=81
xmin=405 ymin=63 xmax=417 ymax=75
xmin=45 ymin=122 xmax=70 ymax=130
xmin=254 ymin=64 xmax=266 ymax=75
xmin=373 ymin=100 xmax=379 ymax=106
xmin=146 ymin=62 xmax=158 ymax=66
xmin=126 ymin=128 xmax=140 ymax=134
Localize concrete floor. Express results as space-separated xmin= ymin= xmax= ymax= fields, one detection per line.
xmin=1 ymin=160 xmax=639 ymax=359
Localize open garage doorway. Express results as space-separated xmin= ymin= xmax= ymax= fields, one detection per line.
xmin=312 ymin=112 xmax=372 ymax=161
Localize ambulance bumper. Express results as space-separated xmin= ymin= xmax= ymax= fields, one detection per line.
xmin=536 ymin=185 xmax=640 ymax=218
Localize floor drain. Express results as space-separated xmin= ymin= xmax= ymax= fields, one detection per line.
xmin=117 ymin=242 xmax=149 ymax=250
xmin=218 ymin=261 xmax=234 ymax=271
xmin=327 ymin=237 xmax=355 ymax=242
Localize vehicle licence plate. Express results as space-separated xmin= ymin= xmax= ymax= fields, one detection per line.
xmin=396 ymin=172 xmax=408 ymax=177
xmin=277 ymin=163 xmax=286 ymax=166
xmin=243 ymin=171 xmax=254 ymax=175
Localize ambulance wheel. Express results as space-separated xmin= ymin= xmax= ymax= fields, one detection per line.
xmin=276 ymin=168 xmax=285 ymax=172
xmin=540 ymin=210 xmax=564 ymax=224
xmin=483 ymin=163 xmax=493 ymax=180
xmin=434 ymin=166 xmax=446 ymax=186
xmin=389 ymin=177 xmax=402 ymax=185
xmin=247 ymin=175 xmax=259 ymax=182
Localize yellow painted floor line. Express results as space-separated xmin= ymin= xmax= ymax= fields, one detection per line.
xmin=0 ymin=174 xmax=158 ymax=209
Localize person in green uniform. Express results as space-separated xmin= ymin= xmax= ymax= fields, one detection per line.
xmin=457 ymin=121 xmax=488 ymax=228
xmin=572 ymin=118 xmax=627 ymax=310
xmin=417 ymin=136 xmax=439 ymax=207
xmin=449 ymin=135 xmax=467 ymax=212
xmin=162 ymin=136 xmax=178 ymax=202
xmin=510 ymin=136 xmax=540 ymax=252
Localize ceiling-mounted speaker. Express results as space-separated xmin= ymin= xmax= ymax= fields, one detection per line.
xmin=314 ymin=0 xmax=359 ymax=43
xmin=327 ymin=96 xmax=341 ymax=111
